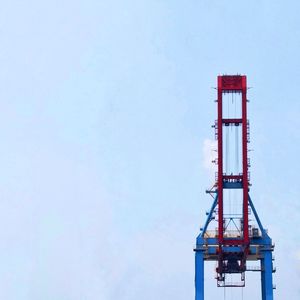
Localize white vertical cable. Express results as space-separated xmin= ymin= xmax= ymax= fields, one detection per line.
xmin=235 ymin=126 xmax=239 ymax=174
xmin=226 ymin=126 xmax=229 ymax=173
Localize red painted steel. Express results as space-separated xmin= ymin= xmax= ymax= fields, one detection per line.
xmin=241 ymin=76 xmax=249 ymax=244
xmin=217 ymin=76 xmax=224 ymax=243
xmin=217 ymin=75 xmax=249 ymax=246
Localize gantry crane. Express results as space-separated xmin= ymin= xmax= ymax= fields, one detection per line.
xmin=194 ymin=75 xmax=275 ymax=300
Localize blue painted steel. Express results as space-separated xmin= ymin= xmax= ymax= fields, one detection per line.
xmin=195 ymin=250 xmax=204 ymax=300
xmin=195 ymin=196 xmax=217 ymax=300
xmin=223 ymin=182 xmax=243 ymax=189
xmin=195 ymin=193 xmax=275 ymax=299
xmin=248 ymin=195 xmax=267 ymax=237
xmin=199 ymin=194 xmax=218 ymax=238
xmin=261 ymin=250 xmax=274 ymax=300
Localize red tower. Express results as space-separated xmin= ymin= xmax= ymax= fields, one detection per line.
xmin=195 ymin=75 xmax=275 ymax=299
xmin=216 ymin=75 xmax=249 ymax=280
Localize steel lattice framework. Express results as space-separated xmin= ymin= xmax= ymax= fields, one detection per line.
xmin=194 ymin=75 xmax=275 ymax=300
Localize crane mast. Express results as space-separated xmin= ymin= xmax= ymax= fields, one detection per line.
xmin=194 ymin=75 xmax=275 ymax=299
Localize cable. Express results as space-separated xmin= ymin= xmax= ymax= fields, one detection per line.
xmin=234 ymin=92 xmax=236 ymax=117
xmin=228 ymin=93 xmax=230 ymax=117
xmin=235 ymin=125 xmax=239 ymax=174
xmin=229 ymin=186 xmax=231 ymax=220
xmin=226 ymin=126 xmax=229 ymax=174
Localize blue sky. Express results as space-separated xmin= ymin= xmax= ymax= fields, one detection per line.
xmin=0 ymin=0 xmax=299 ymax=299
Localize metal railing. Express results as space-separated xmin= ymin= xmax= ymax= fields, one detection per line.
xmin=203 ymin=229 xmax=261 ymax=238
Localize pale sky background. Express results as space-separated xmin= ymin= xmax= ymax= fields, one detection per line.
xmin=0 ymin=1 xmax=299 ymax=299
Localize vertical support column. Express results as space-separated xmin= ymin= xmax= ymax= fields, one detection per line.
xmin=241 ymin=76 xmax=249 ymax=244
xmin=195 ymin=250 xmax=205 ymax=300
xmin=261 ymin=264 xmax=266 ymax=300
xmin=217 ymin=76 xmax=223 ymax=243
xmin=260 ymin=250 xmax=274 ymax=300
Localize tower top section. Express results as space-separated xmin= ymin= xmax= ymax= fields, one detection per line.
xmin=218 ymin=75 xmax=247 ymax=91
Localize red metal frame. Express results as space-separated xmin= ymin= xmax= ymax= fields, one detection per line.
xmin=217 ymin=77 xmax=224 ymax=243
xmin=222 ymin=118 xmax=242 ymax=125
xmin=217 ymin=75 xmax=249 ymax=246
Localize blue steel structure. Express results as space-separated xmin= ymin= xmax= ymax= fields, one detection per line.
xmin=194 ymin=75 xmax=275 ymax=300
